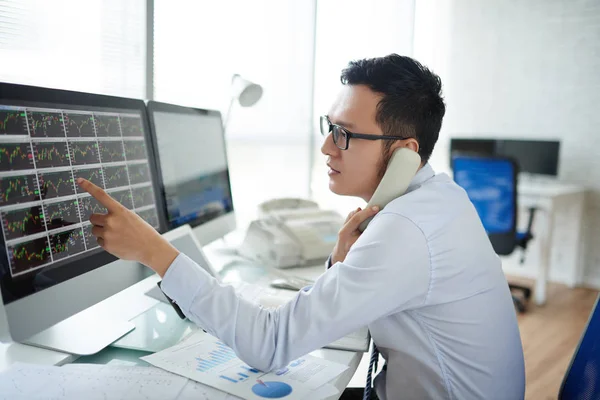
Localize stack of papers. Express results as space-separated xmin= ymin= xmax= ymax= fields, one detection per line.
xmin=0 ymin=363 xmax=237 ymax=400
xmin=325 ymin=326 xmax=370 ymax=352
xmin=0 ymin=332 xmax=345 ymax=399
xmin=141 ymin=330 xmax=347 ymax=400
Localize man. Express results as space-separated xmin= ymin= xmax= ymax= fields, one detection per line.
xmin=78 ymin=54 xmax=525 ymax=399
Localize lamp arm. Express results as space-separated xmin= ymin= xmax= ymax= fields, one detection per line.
xmin=223 ymin=95 xmax=236 ymax=132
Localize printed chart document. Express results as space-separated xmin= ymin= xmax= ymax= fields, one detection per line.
xmin=0 ymin=362 xmax=234 ymax=400
xmin=141 ymin=330 xmax=348 ymax=400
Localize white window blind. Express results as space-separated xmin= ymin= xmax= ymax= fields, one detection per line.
xmin=0 ymin=0 xmax=146 ymax=98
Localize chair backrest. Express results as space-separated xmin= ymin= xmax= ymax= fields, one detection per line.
xmin=452 ymin=155 xmax=518 ymax=255
xmin=559 ymin=295 xmax=600 ymax=400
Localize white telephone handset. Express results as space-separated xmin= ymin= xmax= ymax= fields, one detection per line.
xmin=358 ymin=147 xmax=422 ymax=232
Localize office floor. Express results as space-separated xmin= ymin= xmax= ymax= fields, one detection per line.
xmin=347 ymin=277 xmax=598 ymax=399
xmin=511 ymin=276 xmax=598 ymax=399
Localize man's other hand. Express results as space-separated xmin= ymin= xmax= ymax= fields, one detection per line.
xmin=331 ymin=206 xmax=379 ymax=265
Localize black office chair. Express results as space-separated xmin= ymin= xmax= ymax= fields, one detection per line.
xmin=452 ymin=155 xmax=536 ymax=313
xmin=559 ymin=294 xmax=600 ymax=399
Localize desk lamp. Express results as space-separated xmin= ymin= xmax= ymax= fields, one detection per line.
xmin=223 ymin=74 xmax=263 ymax=132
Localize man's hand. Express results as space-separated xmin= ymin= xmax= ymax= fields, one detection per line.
xmin=331 ymin=206 xmax=379 ymax=265
xmin=76 ymin=178 xmax=179 ymax=277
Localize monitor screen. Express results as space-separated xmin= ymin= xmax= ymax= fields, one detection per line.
xmin=0 ymin=84 xmax=162 ymax=305
xmin=147 ymin=102 xmax=234 ymax=231
xmin=496 ymin=140 xmax=560 ymax=176
xmin=449 ymin=138 xmax=560 ymax=176
xmin=449 ymin=138 xmax=496 ymax=160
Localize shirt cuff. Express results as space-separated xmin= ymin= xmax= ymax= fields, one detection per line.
xmin=326 ymin=254 xmax=332 ymax=270
xmin=160 ymin=252 xmax=212 ymax=313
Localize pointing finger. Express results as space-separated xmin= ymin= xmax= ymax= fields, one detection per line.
xmin=76 ymin=178 xmax=123 ymax=213
xmin=89 ymin=213 xmax=109 ymax=227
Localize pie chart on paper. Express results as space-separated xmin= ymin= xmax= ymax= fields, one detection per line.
xmin=251 ymin=381 xmax=293 ymax=398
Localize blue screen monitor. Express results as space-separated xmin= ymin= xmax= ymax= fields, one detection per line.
xmin=559 ymin=295 xmax=600 ymax=399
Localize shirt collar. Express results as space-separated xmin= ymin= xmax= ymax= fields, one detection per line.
xmin=406 ymin=163 xmax=435 ymax=193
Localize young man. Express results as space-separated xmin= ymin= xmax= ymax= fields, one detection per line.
xmin=78 ymin=54 xmax=525 ymax=400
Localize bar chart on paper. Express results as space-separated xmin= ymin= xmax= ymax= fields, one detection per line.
xmin=196 ymin=341 xmax=262 ymax=384
xmin=142 ymin=331 xmax=347 ymax=400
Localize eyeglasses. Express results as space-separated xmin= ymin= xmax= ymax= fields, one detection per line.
xmin=319 ymin=115 xmax=410 ymax=150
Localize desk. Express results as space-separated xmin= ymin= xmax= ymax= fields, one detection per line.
xmin=0 ymin=242 xmax=361 ymax=399
xmin=515 ymin=179 xmax=586 ymax=305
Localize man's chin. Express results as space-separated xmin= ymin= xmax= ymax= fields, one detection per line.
xmin=329 ymin=182 xmax=354 ymax=197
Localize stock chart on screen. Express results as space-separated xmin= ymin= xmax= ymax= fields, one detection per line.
xmin=94 ymin=114 xmax=121 ymax=137
xmin=0 ymin=105 xmax=159 ymax=276
xmin=73 ymin=167 xmax=104 ymax=193
xmin=64 ymin=112 xmax=96 ymax=137
xmin=102 ymin=165 xmax=129 ymax=189
xmin=33 ymin=142 xmax=70 ymax=168
xmin=98 ymin=140 xmax=125 ymax=163
xmin=28 ymin=111 xmax=65 ymax=138
xmin=0 ymin=110 xmax=29 ymax=136
xmin=0 ymin=143 xmax=35 ymax=172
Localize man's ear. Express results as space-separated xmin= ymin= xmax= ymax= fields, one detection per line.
xmin=390 ymin=138 xmax=419 ymax=154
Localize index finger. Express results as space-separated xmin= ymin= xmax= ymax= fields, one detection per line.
xmin=76 ymin=178 xmax=123 ymax=213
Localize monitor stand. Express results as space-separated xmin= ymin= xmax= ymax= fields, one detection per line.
xmin=23 ymin=312 xmax=135 ymax=356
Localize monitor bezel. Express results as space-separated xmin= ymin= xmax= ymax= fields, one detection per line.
xmin=145 ymin=100 xmax=235 ymax=233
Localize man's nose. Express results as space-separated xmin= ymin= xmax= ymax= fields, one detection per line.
xmin=320 ymin=132 xmax=338 ymax=156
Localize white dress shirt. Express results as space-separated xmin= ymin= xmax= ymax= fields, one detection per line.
xmin=161 ymin=163 xmax=526 ymax=400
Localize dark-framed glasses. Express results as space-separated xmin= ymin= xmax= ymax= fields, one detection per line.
xmin=319 ymin=115 xmax=410 ymax=150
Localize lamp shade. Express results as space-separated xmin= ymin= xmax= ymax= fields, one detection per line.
xmin=231 ymin=74 xmax=263 ymax=107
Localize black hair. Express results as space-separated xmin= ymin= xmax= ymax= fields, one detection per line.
xmin=340 ymin=54 xmax=445 ymax=162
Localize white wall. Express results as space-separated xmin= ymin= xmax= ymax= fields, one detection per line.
xmin=311 ymin=0 xmax=416 ymax=213
xmin=417 ymin=0 xmax=600 ymax=286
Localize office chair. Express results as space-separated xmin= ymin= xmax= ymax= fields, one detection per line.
xmin=452 ymin=155 xmax=536 ymax=313
xmin=559 ymin=294 xmax=600 ymax=399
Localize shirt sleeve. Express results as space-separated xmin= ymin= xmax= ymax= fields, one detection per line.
xmin=160 ymin=212 xmax=431 ymax=372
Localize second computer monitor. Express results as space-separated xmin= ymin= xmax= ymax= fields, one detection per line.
xmin=450 ymin=138 xmax=560 ymax=176
xmin=147 ymin=101 xmax=235 ymax=245
xmin=495 ymin=140 xmax=560 ymax=177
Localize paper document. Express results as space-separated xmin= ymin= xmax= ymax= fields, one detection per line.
xmin=309 ymin=384 xmax=340 ymax=399
xmin=63 ymin=364 xmax=237 ymax=400
xmin=325 ymin=326 xmax=370 ymax=352
xmin=141 ymin=330 xmax=348 ymax=400
xmin=0 ymin=362 xmax=233 ymax=400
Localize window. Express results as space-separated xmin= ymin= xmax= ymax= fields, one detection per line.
xmin=0 ymin=0 xmax=146 ymax=98
xmin=154 ymin=0 xmax=316 ymax=225
xmin=311 ymin=0 xmax=416 ymax=211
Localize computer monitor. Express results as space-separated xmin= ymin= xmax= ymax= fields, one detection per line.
xmin=0 ymin=82 xmax=164 ymax=354
xmin=496 ymin=139 xmax=560 ymax=176
xmin=449 ymin=137 xmax=560 ymax=177
xmin=146 ymin=101 xmax=236 ymax=245
xmin=449 ymin=138 xmax=496 ymax=160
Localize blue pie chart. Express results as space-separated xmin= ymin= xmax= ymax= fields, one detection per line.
xmin=251 ymin=381 xmax=293 ymax=398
